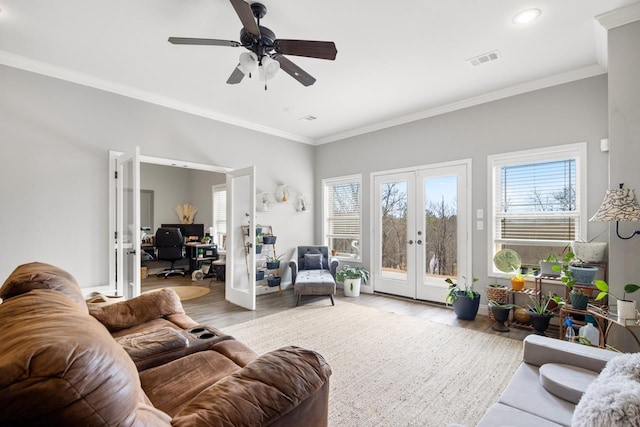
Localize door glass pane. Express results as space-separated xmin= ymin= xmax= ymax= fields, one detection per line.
xmin=231 ymin=173 xmax=251 ymax=292
xmin=123 ymin=159 xmax=135 ymax=299
xmin=424 ymin=175 xmax=458 ymax=282
xmin=380 ymin=181 xmax=408 ymax=280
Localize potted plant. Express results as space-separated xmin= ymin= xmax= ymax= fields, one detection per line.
xmin=511 ymin=268 xmax=531 ymax=291
xmin=568 ymin=259 xmax=599 ymax=285
xmin=255 ymin=236 xmax=263 ymax=254
xmin=486 ymin=282 xmax=509 ymax=321
xmin=571 ymin=239 xmax=607 ymax=263
xmin=539 ymin=252 xmax=562 ymax=277
xmin=445 ymin=276 xmax=480 ymax=320
xmin=594 ymin=280 xmax=640 ymax=319
xmin=267 ymin=275 xmax=281 ymax=287
xmin=488 ymin=300 xmax=519 ymax=332
xmin=256 ymin=269 xmax=265 ymax=281
xmin=553 ymin=252 xmax=589 ymax=310
xmin=265 ymin=254 xmax=284 ymax=270
xmin=262 ymin=233 xmax=277 ymax=245
xmin=336 ymin=265 xmax=369 ymax=297
xmin=527 ymin=294 xmax=563 ymax=336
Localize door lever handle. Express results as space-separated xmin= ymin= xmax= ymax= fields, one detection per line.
xmin=416 ymin=240 xmax=423 ymax=245
xmin=407 ymin=240 xmax=414 ymax=245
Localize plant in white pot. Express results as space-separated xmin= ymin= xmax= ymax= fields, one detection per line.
xmin=336 ymin=265 xmax=369 ymax=297
xmin=594 ymin=280 xmax=640 ymax=319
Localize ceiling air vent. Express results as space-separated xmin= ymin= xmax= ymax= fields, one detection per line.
xmin=467 ymin=50 xmax=501 ymax=67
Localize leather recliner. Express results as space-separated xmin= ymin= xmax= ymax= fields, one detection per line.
xmin=0 ymin=262 xmax=332 ymax=426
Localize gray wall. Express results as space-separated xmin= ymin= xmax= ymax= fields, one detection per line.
xmin=0 ymin=64 xmax=314 ymax=288
xmin=315 ymin=76 xmax=610 ymax=297
xmin=608 ymin=20 xmax=640 ymax=290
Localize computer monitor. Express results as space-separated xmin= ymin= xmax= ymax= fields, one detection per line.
xmin=161 ymin=224 xmax=205 ymax=242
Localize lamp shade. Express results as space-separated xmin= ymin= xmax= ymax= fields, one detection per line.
xmin=239 ymin=52 xmax=258 ymax=76
xmin=590 ymin=188 xmax=640 ymax=222
xmin=259 ymin=56 xmax=280 ymax=81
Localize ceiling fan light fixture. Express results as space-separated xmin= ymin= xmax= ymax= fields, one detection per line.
xmin=259 ymin=56 xmax=280 ymax=81
xmin=512 ymin=8 xmax=541 ymax=25
xmin=239 ymin=51 xmax=258 ymax=75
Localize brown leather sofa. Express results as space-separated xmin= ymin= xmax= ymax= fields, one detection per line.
xmin=0 ymin=262 xmax=331 ymax=426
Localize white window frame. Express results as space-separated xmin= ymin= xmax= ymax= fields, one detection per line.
xmin=322 ymin=174 xmax=362 ymax=262
xmin=212 ymin=184 xmax=227 ymax=249
xmin=487 ymin=143 xmax=587 ymax=276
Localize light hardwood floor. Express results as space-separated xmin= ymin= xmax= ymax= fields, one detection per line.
xmin=142 ymin=275 xmax=530 ymax=341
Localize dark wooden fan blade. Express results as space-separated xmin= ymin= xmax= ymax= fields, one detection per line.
xmin=229 ymin=0 xmax=260 ymax=38
xmin=272 ymin=54 xmax=316 ymax=86
xmin=226 ymin=65 xmax=245 ymax=84
xmin=168 ymin=37 xmax=240 ymax=47
xmin=274 ymin=40 xmax=337 ymax=60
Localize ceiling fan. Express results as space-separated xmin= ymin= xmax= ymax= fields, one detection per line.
xmin=168 ymin=0 xmax=337 ymax=89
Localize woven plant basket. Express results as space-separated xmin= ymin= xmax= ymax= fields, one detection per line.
xmin=486 ymin=285 xmax=509 ymax=321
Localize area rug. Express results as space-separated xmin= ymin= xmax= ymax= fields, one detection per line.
xmin=143 ymin=286 xmax=210 ymax=301
xmin=223 ymin=300 xmax=523 ymax=427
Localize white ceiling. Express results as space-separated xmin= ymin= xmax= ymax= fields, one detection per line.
xmin=0 ymin=0 xmax=638 ymax=144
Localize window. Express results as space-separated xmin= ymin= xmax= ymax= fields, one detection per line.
xmin=212 ymin=185 xmax=227 ymax=248
xmin=488 ymin=143 xmax=586 ymax=272
xmin=323 ymin=175 xmax=362 ymax=261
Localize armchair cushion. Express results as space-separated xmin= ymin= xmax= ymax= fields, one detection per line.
xmin=304 ymin=253 xmax=324 ymax=270
xmin=89 ymin=288 xmax=185 ymax=332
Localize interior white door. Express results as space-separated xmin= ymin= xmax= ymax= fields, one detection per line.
xmin=373 ymin=162 xmax=470 ymax=302
xmin=225 ymin=166 xmax=256 ymax=310
xmin=116 ymin=147 xmax=141 ymax=299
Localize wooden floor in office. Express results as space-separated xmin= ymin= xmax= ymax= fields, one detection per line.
xmin=142 ymin=275 xmax=530 ymax=341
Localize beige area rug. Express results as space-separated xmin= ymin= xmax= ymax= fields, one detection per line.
xmin=223 ymin=300 xmax=523 ymax=427
xmin=143 ymin=286 xmax=210 ymax=301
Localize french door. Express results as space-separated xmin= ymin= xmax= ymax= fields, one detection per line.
xmin=373 ymin=161 xmax=471 ymax=302
xmin=116 ymin=147 xmax=141 ymax=299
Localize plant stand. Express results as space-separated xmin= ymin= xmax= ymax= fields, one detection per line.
xmin=242 ymin=225 xmax=281 ymax=295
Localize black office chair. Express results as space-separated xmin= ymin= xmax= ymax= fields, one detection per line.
xmin=155 ymin=227 xmax=185 ymax=278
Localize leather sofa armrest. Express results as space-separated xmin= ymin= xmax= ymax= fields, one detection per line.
xmin=172 ymin=346 xmax=331 ymax=426
xmin=289 ymin=260 xmax=298 ymax=285
xmin=89 ymin=288 xmax=186 ymax=332
xmin=522 ymin=335 xmax=616 ymax=373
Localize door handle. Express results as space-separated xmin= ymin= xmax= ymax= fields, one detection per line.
xmin=127 ymin=249 xmax=136 ymax=255
xmin=416 ymin=240 xmax=423 ymax=245
xmin=407 ymin=240 xmax=414 ymax=245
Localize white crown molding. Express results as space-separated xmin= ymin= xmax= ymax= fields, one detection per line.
xmin=0 ymin=50 xmax=313 ymax=145
xmin=315 ymin=64 xmax=607 ymax=145
xmin=596 ymin=2 xmax=640 ymax=30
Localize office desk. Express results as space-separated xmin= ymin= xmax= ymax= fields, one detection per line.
xmin=185 ymin=243 xmax=218 ymax=275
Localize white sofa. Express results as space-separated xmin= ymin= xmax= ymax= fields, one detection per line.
xmin=477 ymin=334 xmax=618 ymax=426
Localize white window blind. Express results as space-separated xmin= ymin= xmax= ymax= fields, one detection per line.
xmin=323 ymin=176 xmax=361 ymax=260
xmin=489 ymin=143 xmax=586 ymax=269
xmin=213 ymin=186 xmax=227 ymax=247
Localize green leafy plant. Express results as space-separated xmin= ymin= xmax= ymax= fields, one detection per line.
xmin=544 ymin=252 xmax=559 ymax=263
xmin=594 ymin=280 xmax=640 ymax=302
xmin=445 ymin=276 xmax=479 ymax=304
xmin=265 ymin=254 xmax=285 ymax=263
xmin=488 ymin=300 xmax=519 ymax=309
xmin=527 ymin=294 xmax=564 ymax=315
xmin=551 ymin=252 xmax=587 ymax=297
xmin=336 ymin=265 xmax=369 ymax=290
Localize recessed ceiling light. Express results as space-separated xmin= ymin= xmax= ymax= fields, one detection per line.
xmin=512 ymin=8 xmax=541 ymax=25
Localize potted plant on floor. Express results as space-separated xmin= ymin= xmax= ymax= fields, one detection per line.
xmin=594 ymin=280 xmax=640 ymax=319
xmin=488 ymin=300 xmax=519 ymax=332
xmin=486 ymin=282 xmax=509 ymax=321
xmin=445 ymin=276 xmax=480 ymax=320
xmin=526 ymin=294 xmax=564 ymax=335
xmin=337 ymin=265 xmax=369 ymax=297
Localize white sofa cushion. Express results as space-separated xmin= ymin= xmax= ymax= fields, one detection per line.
xmin=539 ymin=363 xmax=598 ymax=404
xmin=477 ymin=403 xmax=563 ymax=427
xmin=572 ymin=353 xmax=640 ymax=427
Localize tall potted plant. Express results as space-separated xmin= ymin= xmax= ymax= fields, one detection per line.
xmin=445 ymin=276 xmax=480 ymax=320
xmin=527 ymin=294 xmax=564 ymax=335
xmin=336 ymin=265 xmax=369 ymax=297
